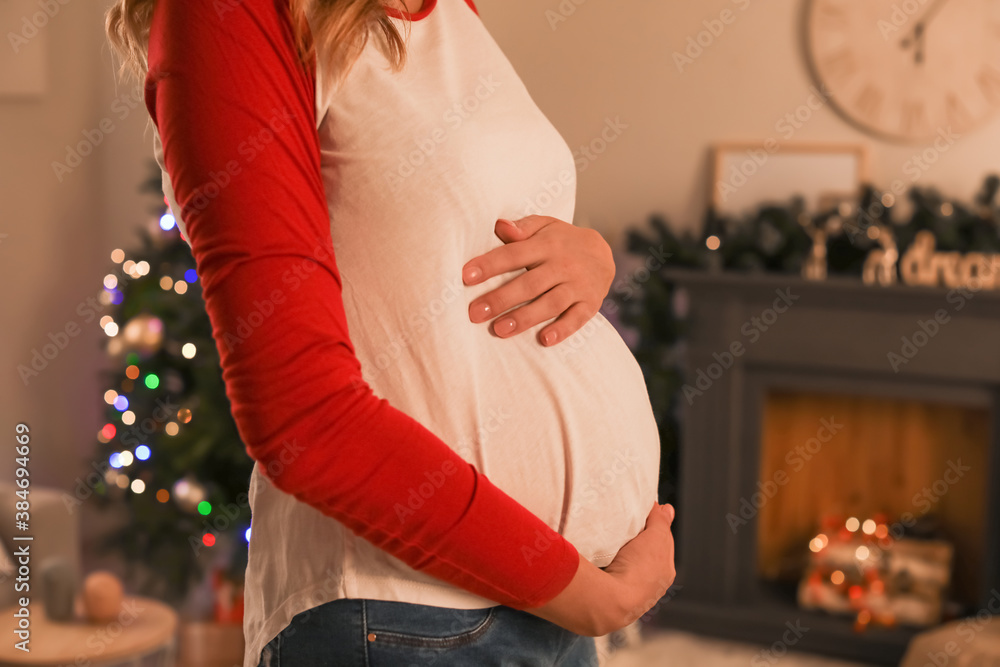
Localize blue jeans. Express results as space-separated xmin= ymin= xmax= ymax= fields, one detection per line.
xmin=256 ymin=598 xmax=599 ymax=666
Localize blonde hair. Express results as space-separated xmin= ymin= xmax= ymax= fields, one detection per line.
xmin=105 ymin=0 xmax=409 ymax=91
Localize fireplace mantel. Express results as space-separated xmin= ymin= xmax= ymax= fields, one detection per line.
xmin=653 ymin=269 xmax=1000 ymax=664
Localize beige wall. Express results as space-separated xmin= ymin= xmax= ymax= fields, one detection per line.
xmin=481 ymin=0 xmax=1000 ymax=245
xmin=1 ymin=1 xmax=158 ymax=492
xmin=3 ymin=0 xmax=999 ymax=489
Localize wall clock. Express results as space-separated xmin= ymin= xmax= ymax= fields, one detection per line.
xmin=806 ymin=0 xmax=1000 ymax=143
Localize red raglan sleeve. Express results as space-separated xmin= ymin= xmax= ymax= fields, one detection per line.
xmin=142 ymin=0 xmax=580 ymax=609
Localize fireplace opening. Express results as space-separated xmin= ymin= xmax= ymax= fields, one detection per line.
xmin=756 ymin=389 xmax=991 ymax=629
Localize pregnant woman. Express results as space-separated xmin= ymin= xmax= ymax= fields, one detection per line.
xmin=106 ymin=0 xmax=675 ymax=664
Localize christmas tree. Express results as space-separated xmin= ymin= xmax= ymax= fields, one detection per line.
xmin=92 ymin=160 xmax=252 ymax=607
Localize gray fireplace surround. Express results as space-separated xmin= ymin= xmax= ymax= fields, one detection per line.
xmin=652 ymin=269 xmax=1000 ymax=665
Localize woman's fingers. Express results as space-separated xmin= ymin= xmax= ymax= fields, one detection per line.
xmin=468 ymin=265 xmax=560 ymax=324
xmin=536 ymin=301 xmax=596 ymax=346
xmin=462 ymin=231 xmax=549 ymax=286
xmin=488 ymin=285 xmax=580 ymax=340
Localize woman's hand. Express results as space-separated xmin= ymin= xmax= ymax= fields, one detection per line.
xmin=462 ymin=216 xmax=615 ymax=346
xmin=520 ymin=503 xmax=677 ymax=637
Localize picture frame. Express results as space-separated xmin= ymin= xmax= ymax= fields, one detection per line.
xmin=711 ymin=141 xmax=870 ymax=217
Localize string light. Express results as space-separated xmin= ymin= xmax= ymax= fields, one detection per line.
xmin=830 ymin=570 xmax=845 ymax=585
xmin=862 ymin=519 xmax=877 ymax=535
xmin=174 ymin=280 xmax=188 ymax=295
xmin=159 ymin=276 xmax=174 ymax=290
xmin=130 ymin=479 xmax=146 ymax=494
xmin=113 ymin=395 xmax=129 ymax=411
xmin=160 ymin=213 xmax=176 ymax=230
xmin=144 ymin=373 xmax=160 ymax=389
xmin=103 ymin=322 xmax=119 ymax=337
xmin=109 ymin=453 xmax=122 ymax=468
xmin=125 ymin=365 xmax=140 ymax=380
xmin=705 ymin=235 xmax=721 ymax=251
xmin=177 ymin=408 xmax=192 ymax=424
xmin=165 ymin=422 xmax=179 ymax=436
xmin=197 ymin=501 xmax=212 ymax=516
xmin=118 ymin=451 xmax=134 ymax=467
xmin=156 ymin=489 xmax=170 ymax=503
xmin=111 ymin=249 xmax=125 ymax=263
xmin=845 ymin=517 xmax=860 ymax=532
xmin=181 ymin=343 xmax=196 ymax=359
xmin=135 ymin=445 xmax=151 ymax=461
xmin=184 ymin=269 xmax=198 ymax=283
xmin=121 ymin=411 xmax=135 ymax=425
xmin=103 ymin=275 xmax=118 ymax=289
xmin=104 ymin=390 xmax=118 ymax=405
xmin=245 ymin=528 xmax=251 ymax=542
xmin=202 ymin=533 xmax=216 ymax=547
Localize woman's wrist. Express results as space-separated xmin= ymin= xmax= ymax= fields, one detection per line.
xmin=522 ymin=553 xmax=631 ymax=637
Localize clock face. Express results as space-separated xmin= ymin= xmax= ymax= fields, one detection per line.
xmin=806 ymin=0 xmax=1000 ymax=143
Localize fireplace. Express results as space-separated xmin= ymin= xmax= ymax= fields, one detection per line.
xmin=653 ymin=270 xmax=1000 ymax=664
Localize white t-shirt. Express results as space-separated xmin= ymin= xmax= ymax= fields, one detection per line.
xmin=154 ymin=1 xmax=659 ymax=663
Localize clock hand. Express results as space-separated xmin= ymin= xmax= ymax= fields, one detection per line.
xmin=900 ymin=0 xmax=954 ymax=64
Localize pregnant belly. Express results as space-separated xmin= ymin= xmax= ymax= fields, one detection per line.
xmin=466 ymin=313 xmax=661 ymax=568
xmin=346 ymin=270 xmax=661 ymax=568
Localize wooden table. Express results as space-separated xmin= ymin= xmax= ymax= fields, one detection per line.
xmin=0 ymin=596 xmax=177 ymax=666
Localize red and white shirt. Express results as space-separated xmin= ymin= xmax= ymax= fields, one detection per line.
xmin=146 ymin=0 xmax=659 ymax=663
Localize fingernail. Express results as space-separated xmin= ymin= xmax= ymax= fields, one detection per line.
xmin=469 ymin=302 xmax=491 ymax=322
xmin=463 ymin=266 xmax=481 ymax=283
xmin=497 ymin=218 xmax=516 ymax=228
xmin=494 ymin=317 xmax=516 ymax=336
xmin=543 ymin=331 xmax=558 ymax=346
